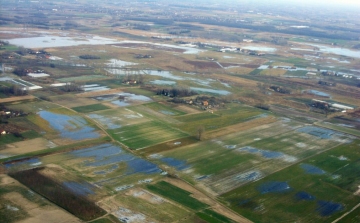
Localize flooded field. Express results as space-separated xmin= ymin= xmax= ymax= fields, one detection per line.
xmin=92 ymin=92 xmax=152 ymax=107
xmin=159 ymin=119 xmax=351 ymax=194
xmin=38 ymin=110 xmax=99 ymax=140
xmin=5 ymin=34 xmax=120 ymax=48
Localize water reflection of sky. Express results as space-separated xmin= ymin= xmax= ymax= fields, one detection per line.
xmin=70 ymin=144 xmax=161 ymax=176
xmin=38 ymin=111 xmax=99 ymax=140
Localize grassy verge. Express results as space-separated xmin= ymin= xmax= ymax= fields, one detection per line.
xmin=196 ymin=209 xmax=235 ymax=223
xmin=72 ymin=103 xmax=111 ymax=113
xmin=147 ymin=181 xmax=209 ymax=211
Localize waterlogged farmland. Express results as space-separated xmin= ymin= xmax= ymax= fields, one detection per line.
xmin=2 ymin=1 xmax=360 ymax=222
xmin=156 ymin=119 xmax=353 ymax=194
xmin=221 ymin=140 xmax=360 ymax=223
xmin=39 ymin=143 xmax=163 ymax=188
xmin=37 ymin=110 xmax=100 ymax=140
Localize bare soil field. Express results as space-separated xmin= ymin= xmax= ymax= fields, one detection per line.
xmin=0 ymin=174 xmax=82 ymax=223
xmin=0 ymin=95 xmax=35 ymax=103
xmin=206 ymin=116 xmax=277 ymax=139
xmin=185 ymin=60 xmax=222 ymax=69
xmin=0 ymin=138 xmax=52 ymax=155
xmin=49 ymin=94 xmax=99 ymax=108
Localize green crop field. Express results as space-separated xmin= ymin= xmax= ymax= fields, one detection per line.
xmin=196 ymin=209 xmax=235 ymax=223
xmin=221 ymin=140 xmax=360 ymax=223
xmin=109 ymin=121 xmax=188 ymax=149
xmin=316 ymin=122 xmax=360 ymax=137
xmin=143 ymin=102 xmax=187 ymax=116
xmin=175 ymin=104 xmax=264 ymax=134
xmin=285 ymin=70 xmax=308 ymax=76
xmin=5 ymin=100 xmax=60 ymax=113
xmin=147 ymin=181 xmax=209 ymax=211
xmin=160 ymin=120 xmax=352 ymax=194
xmin=72 ymin=104 xmax=111 ymax=113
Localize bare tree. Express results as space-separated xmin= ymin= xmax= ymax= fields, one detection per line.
xmin=197 ymin=126 xmax=205 ymax=141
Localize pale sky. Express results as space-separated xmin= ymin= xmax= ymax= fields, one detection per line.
xmin=284 ymin=0 xmax=360 ymax=6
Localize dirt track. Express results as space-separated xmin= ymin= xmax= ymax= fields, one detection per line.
xmin=164 ymin=178 xmax=253 ymax=223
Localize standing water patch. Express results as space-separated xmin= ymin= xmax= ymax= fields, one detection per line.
xmin=295 ymin=191 xmax=316 ymax=201
xmin=4 ymin=157 xmax=42 ymax=169
xmin=63 ymin=181 xmax=95 ymax=196
xmin=38 ymin=111 xmax=99 ymax=140
xmin=238 ymin=146 xmax=296 ymax=162
xmin=69 ymin=144 xmax=161 ymax=176
xmin=258 ymin=181 xmax=291 ymax=194
xmin=297 ymin=126 xmax=335 ymax=139
xmin=160 ymin=157 xmax=190 ymax=170
xmin=300 ymin=163 xmax=326 ymax=175
xmin=235 ymin=170 xmax=262 ymax=182
xmin=317 ymin=200 xmax=343 ymax=216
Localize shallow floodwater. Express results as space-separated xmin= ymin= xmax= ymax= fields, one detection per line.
xmin=237 ymin=146 xmax=296 ymax=162
xmin=305 ymin=90 xmax=331 ymax=97
xmin=258 ymin=181 xmax=291 ymax=194
xmin=300 ymin=163 xmax=326 ymax=175
xmin=70 ymin=143 xmax=161 ymax=176
xmin=242 ymin=46 xmax=277 ymax=52
xmin=190 ymin=87 xmax=230 ymax=95
xmin=149 ymin=80 xmax=176 ymax=85
xmin=6 ymin=35 xmax=119 ymax=48
xmin=303 ymin=43 xmax=360 ymax=59
xmin=115 ymin=40 xmax=205 ymax=54
xmin=38 ymin=110 xmax=99 ymax=140
xmin=160 ymin=157 xmax=190 ymax=170
xmin=106 ymin=59 xmax=138 ymax=68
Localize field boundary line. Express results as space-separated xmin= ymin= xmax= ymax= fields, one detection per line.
xmin=332 ymin=202 xmax=360 ymax=223
xmin=34 ymin=96 xmax=132 ymax=152
xmin=314 ymin=122 xmax=360 ymax=138
xmin=164 ymin=177 xmax=253 ymax=223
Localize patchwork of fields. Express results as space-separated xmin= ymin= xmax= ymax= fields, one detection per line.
xmin=1 ymin=89 xmax=360 ymax=223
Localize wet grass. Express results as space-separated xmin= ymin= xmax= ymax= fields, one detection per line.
xmin=109 ymin=121 xmax=188 ymax=149
xmin=147 ymin=181 xmax=209 ymax=211
xmin=138 ymin=136 xmax=199 ymax=156
xmin=315 ymin=122 xmax=360 ymax=137
xmin=196 ymin=209 xmax=235 ymax=223
xmin=162 ymin=120 xmax=348 ymax=194
xmin=220 ymin=140 xmax=360 ymax=223
xmin=72 ymin=103 xmax=111 ymax=113
xmin=143 ymin=102 xmax=187 ymax=116
xmin=175 ymin=104 xmax=263 ymax=134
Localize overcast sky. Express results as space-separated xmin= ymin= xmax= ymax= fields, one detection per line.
xmin=274 ymin=0 xmax=360 ymax=6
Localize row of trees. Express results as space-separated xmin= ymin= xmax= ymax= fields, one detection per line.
xmin=156 ymin=87 xmax=197 ymax=97
xmin=0 ymin=85 xmax=27 ymax=96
